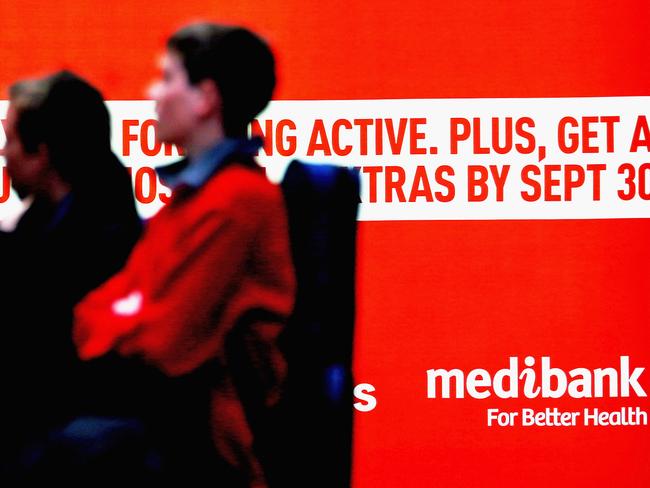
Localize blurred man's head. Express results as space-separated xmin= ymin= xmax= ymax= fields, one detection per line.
xmin=150 ymin=23 xmax=275 ymax=148
xmin=5 ymin=79 xmax=49 ymax=198
xmin=7 ymin=71 xmax=114 ymax=200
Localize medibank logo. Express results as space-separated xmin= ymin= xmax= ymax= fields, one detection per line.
xmin=427 ymin=356 xmax=647 ymax=399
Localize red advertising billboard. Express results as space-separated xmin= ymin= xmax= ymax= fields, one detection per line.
xmin=1 ymin=1 xmax=649 ymax=486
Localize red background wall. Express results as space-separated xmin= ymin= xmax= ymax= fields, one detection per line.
xmin=2 ymin=1 xmax=649 ymax=486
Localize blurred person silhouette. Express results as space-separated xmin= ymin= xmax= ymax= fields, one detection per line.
xmin=0 ymin=71 xmax=163 ymax=482
xmin=74 ymin=23 xmax=295 ymax=488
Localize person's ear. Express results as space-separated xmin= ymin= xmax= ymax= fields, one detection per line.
xmin=34 ymin=143 xmax=50 ymax=173
xmin=195 ymin=79 xmax=222 ymax=118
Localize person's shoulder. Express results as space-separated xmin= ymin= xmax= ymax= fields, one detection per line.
xmin=204 ymin=162 xmax=282 ymax=207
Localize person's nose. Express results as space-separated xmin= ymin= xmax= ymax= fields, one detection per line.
xmin=147 ymin=81 xmax=162 ymax=102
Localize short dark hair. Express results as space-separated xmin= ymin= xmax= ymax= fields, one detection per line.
xmin=167 ymin=23 xmax=276 ymax=137
xmin=9 ymin=71 xmax=113 ymax=186
xmin=9 ymin=71 xmax=136 ymax=217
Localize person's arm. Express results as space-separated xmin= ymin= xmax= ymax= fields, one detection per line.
xmin=74 ymin=178 xmax=289 ymax=376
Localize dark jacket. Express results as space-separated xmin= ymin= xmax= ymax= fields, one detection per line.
xmin=0 ymin=160 xmax=142 ymax=448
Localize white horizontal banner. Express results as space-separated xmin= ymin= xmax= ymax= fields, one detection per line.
xmin=1 ymin=97 xmax=649 ymax=221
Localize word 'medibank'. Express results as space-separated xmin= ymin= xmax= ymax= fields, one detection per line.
xmin=427 ymin=356 xmax=646 ymax=399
